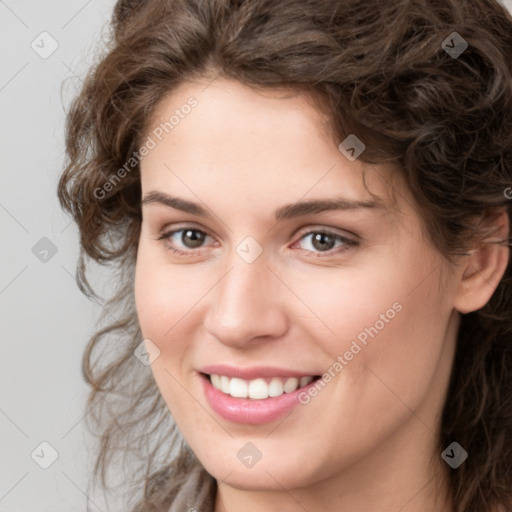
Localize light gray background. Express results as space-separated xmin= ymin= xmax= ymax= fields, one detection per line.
xmin=1 ymin=1 xmax=512 ymax=511
xmin=1 ymin=1 xmax=119 ymax=511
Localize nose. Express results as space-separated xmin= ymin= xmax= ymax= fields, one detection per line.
xmin=203 ymin=257 xmax=288 ymax=349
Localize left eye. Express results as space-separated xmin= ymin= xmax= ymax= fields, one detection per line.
xmin=294 ymin=231 xmax=355 ymax=254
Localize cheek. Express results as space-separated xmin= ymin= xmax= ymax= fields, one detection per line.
xmin=134 ymin=243 xmax=209 ymax=340
xmin=286 ymin=255 xmax=453 ymax=395
xmin=134 ymin=247 xmax=206 ymax=416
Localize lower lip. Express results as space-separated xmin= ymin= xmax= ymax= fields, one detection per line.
xmin=201 ymin=374 xmax=316 ymax=425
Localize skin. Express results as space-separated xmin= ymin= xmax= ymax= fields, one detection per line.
xmin=134 ymin=77 xmax=509 ymax=512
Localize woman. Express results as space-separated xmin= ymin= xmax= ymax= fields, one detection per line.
xmin=58 ymin=0 xmax=512 ymax=511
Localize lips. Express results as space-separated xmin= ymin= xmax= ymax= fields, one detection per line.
xmin=199 ymin=364 xmax=318 ymax=380
xmin=198 ymin=365 xmax=321 ymax=424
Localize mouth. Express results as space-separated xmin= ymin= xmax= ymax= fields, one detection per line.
xmin=198 ymin=369 xmax=322 ymax=424
xmin=201 ymin=373 xmax=322 ymax=400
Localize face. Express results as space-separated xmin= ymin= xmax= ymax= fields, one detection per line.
xmin=134 ymin=78 xmax=460 ymax=493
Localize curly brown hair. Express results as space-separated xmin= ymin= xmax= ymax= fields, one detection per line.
xmin=58 ymin=0 xmax=512 ymax=510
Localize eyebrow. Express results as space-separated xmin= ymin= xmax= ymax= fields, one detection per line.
xmin=141 ymin=191 xmax=384 ymax=221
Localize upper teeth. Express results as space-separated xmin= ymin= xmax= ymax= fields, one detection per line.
xmin=210 ymin=374 xmax=314 ymax=399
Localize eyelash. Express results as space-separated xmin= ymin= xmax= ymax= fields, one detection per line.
xmin=156 ymin=226 xmax=359 ymax=258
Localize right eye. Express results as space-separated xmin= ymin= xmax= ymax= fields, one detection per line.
xmin=157 ymin=227 xmax=215 ymax=255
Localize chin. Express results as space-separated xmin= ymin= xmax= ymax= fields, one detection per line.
xmin=196 ymin=447 xmax=321 ymax=492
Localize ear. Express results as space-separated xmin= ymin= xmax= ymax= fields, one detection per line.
xmin=454 ymin=209 xmax=510 ymax=314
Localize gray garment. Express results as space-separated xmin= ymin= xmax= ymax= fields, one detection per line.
xmin=168 ymin=463 xmax=216 ymax=512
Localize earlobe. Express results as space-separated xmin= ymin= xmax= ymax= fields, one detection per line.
xmin=454 ymin=210 xmax=510 ymax=314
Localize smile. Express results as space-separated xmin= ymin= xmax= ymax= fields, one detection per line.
xmin=199 ymin=366 xmax=322 ymax=424
xmin=208 ymin=374 xmax=317 ymax=399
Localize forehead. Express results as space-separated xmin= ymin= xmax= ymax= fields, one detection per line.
xmin=145 ymin=78 xmax=334 ymax=160
xmin=140 ymin=78 xmax=408 ymax=219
